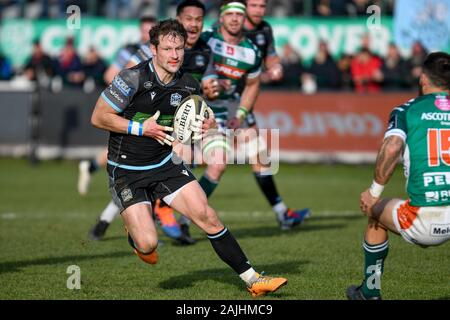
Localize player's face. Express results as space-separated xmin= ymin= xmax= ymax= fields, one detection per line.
xmin=220 ymin=11 xmax=245 ymax=36
xmin=246 ymin=0 xmax=266 ymax=25
xmin=152 ymin=34 xmax=185 ymax=74
xmin=140 ymin=21 xmax=156 ymax=43
xmin=177 ymin=6 xmax=204 ymax=48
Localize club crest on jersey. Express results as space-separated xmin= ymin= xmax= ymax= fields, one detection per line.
xmin=170 ymin=93 xmax=182 ymax=107
xmin=256 ymin=34 xmax=265 ymax=46
xmin=195 ymin=55 xmax=205 ymax=67
xmin=435 ymin=95 xmax=450 ymax=111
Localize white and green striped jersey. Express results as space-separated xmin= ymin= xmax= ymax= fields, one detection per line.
xmin=385 ymin=92 xmax=450 ymax=206
xmin=201 ymin=28 xmax=262 ymax=120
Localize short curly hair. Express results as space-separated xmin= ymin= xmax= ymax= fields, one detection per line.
xmin=149 ymin=19 xmax=187 ymax=48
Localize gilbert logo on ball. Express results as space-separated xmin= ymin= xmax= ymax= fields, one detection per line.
xmin=173 ymin=95 xmax=208 ymax=144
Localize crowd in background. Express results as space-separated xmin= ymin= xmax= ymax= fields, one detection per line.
xmin=0 ymin=0 xmax=395 ymax=19
xmin=0 ymin=0 xmax=425 ymax=94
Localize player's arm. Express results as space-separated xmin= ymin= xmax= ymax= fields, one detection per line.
xmin=260 ymin=25 xmax=283 ymax=83
xmin=373 ymin=135 xmax=404 ymax=185
xmin=360 ymin=107 xmax=407 ymax=214
xmin=92 ymin=69 xmax=173 ymax=145
xmin=91 ymin=100 xmax=173 ymax=145
xmin=261 ymin=55 xmax=283 ymax=83
xmin=229 ymin=75 xmax=260 ymax=129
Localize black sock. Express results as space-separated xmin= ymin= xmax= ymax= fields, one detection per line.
xmin=89 ymin=159 xmax=99 ymax=173
xmin=253 ymin=172 xmax=282 ymax=206
xmin=208 ymin=227 xmax=252 ymax=274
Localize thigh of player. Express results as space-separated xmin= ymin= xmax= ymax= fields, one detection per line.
xmin=159 ymin=177 xmax=224 ymax=235
xmin=108 ymin=168 xmax=158 ymax=251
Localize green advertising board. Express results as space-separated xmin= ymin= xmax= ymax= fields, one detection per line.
xmin=0 ymin=17 xmax=446 ymax=68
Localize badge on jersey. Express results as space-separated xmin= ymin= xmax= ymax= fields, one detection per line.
xmin=195 ymin=55 xmax=206 ymax=67
xmin=170 ymin=93 xmax=182 ymax=107
xmin=256 ymin=34 xmax=266 ymax=46
xmin=226 ymin=46 xmax=234 ymax=55
xmin=144 ymin=81 xmax=153 ymax=89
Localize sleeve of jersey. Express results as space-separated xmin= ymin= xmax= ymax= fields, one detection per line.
xmin=201 ymin=54 xmax=218 ymax=81
xmin=100 ymin=69 xmax=139 ymax=113
xmin=384 ymin=106 xmax=407 ymax=142
xmin=266 ymin=25 xmax=277 ymax=57
xmin=247 ymin=50 xmax=263 ymax=79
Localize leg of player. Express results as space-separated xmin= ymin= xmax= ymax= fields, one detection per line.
xmin=167 ymin=180 xmax=288 ymax=297
xmin=78 ymin=148 xmax=108 ymax=196
xmin=243 ymin=126 xmax=310 ymax=230
xmin=121 ymin=203 xmax=159 ymax=265
xmin=177 ymin=143 xmax=228 ymax=245
xmin=153 ymin=199 xmax=182 ymax=240
xmin=88 ymin=200 xmax=120 ymax=241
xmin=347 ymin=198 xmax=402 ymax=300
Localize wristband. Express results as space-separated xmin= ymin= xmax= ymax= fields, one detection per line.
xmin=236 ymin=107 xmax=248 ymax=120
xmin=127 ymin=120 xmax=143 ymax=136
xmin=369 ymin=180 xmax=384 ymax=197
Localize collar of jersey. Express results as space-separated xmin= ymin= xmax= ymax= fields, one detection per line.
xmin=148 ymin=59 xmax=180 ymax=87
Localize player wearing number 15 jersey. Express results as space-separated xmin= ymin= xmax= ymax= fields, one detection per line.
xmin=347 ymin=52 xmax=450 ymax=300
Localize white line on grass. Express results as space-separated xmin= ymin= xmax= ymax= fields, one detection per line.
xmin=0 ymin=210 xmax=361 ymax=220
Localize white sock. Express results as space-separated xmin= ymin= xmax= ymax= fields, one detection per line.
xmin=239 ymin=267 xmax=258 ymax=286
xmin=272 ymin=201 xmax=288 ymax=220
xmin=100 ymin=200 xmax=120 ymax=223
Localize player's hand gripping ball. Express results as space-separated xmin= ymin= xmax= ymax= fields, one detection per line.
xmin=173 ymin=95 xmax=213 ymax=144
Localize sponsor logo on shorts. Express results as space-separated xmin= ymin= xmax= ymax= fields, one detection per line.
xmin=121 ymin=188 xmax=133 ymax=202
xmin=430 ymin=224 xmax=450 ymax=237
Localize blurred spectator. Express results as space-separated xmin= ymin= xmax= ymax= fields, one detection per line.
xmin=337 ymin=54 xmax=353 ymax=90
xmin=406 ymin=41 xmax=428 ymax=88
xmin=350 ymin=48 xmax=383 ymax=93
xmin=277 ymin=43 xmax=304 ymax=89
xmin=0 ymin=53 xmax=13 ymax=80
xmin=54 ymin=38 xmax=84 ymax=87
xmin=347 ymin=0 xmax=370 ymax=16
xmin=305 ymin=41 xmax=341 ymax=90
xmin=313 ymin=0 xmax=348 ymax=16
xmin=83 ymin=47 xmax=107 ymax=88
xmin=380 ymin=43 xmax=409 ymax=90
xmin=23 ymin=41 xmax=54 ymax=83
xmin=40 ymin=0 xmax=89 ymax=18
xmin=359 ymin=33 xmax=382 ymax=64
xmin=106 ymin=0 xmax=135 ymax=19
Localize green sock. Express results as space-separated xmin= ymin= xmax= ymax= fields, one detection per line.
xmin=199 ymin=174 xmax=219 ymax=198
xmin=361 ymin=240 xmax=388 ymax=298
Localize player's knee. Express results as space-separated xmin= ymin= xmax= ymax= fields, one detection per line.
xmin=207 ymin=163 xmax=227 ymax=181
xmin=192 ymin=202 xmax=219 ymax=223
xmin=134 ymin=236 xmax=158 ymax=254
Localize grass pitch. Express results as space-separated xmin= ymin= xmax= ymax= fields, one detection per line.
xmin=0 ymin=159 xmax=448 ymax=300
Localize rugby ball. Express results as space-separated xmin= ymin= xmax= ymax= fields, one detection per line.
xmin=173 ymin=95 xmax=209 ymax=144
